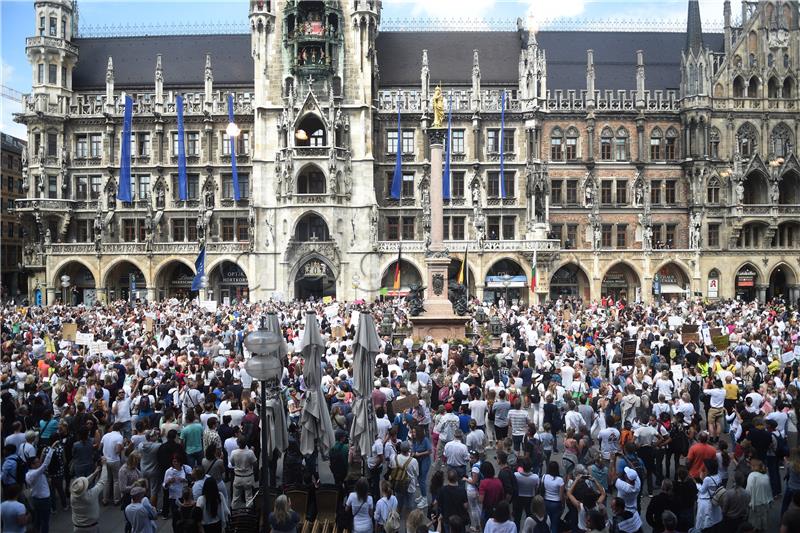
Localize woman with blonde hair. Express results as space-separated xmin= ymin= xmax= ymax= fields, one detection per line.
xmin=268 ymin=494 xmax=300 ymax=533
xmin=405 ymin=508 xmax=428 ymax=533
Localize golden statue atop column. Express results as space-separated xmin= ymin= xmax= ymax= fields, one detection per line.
xmin=432 ymin=85 xmax=445 ymax=128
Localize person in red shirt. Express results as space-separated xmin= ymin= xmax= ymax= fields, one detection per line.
xmin=686 ymin=431 xmax=717 ymax=479
xmin=478 ymin=462 xmax=504 ymax=522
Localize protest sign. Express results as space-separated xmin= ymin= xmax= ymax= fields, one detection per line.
xmin=712 ymin=334 xmax=730 ymax=351
xmin=62 ymin=323 xmax=77 ymax=341
xmin=89 ymin=341 xmax=108 ymax=356
xmin=682 ymin=324 xmax=700 ymax=343
xmin=668 ymin=316 xmax=684 ymax=328
xmin=670 ymin=364 xmax=684 ymax=381
xmin=392 ymin=394 xmax=419 ymax=413
xmin=622 ymin=340 xmax=637 ymax=366
xmin=75 ymin=332 xmax=94 ymax=346
xmin=145 ymin=317 xmax=154 ymax=333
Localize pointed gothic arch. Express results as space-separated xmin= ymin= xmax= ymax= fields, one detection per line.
xmin=737 ymin=122 xmax=759 ymax=157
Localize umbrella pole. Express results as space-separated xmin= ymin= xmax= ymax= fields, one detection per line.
xmin=260 ymin=378 xmax=269 ymax=528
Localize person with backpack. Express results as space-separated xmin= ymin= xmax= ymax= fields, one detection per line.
xmin=696 ymin=458 xmax=724 ymax=532
xmin=345 ymin=478 xmax=374 ymax=533
xmin=389 ymin=441 xmax=418 ymax=514
xmin=1 ymin=444 xmax=26 ymax=490
xmin=521 ymin=496 xmax=550 ymax=533
xmin=766 ymin=418 xmax=787 ymax=498
xmin=374 ymin=481 xmax=400 ymax=533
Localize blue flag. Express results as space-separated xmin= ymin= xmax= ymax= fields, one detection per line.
xmin=227 ymin=94 xmax=241 ymax=201
xmin=443 ymin=93 xmax=452 ymax=200
xmin=118 ymin=95 xmax=133 ymax=203
xmin=176 ymin=95 xmax=188 ymax=201
xmin=390 ymin=106 xmax=402 ymax=200
xmin=499 ymin=90 xmax=506 ymax=199
xmin=191 ymin=245 xmax=206 ymax=291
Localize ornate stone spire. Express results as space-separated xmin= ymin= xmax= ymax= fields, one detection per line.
xmin=586 ymin=49 xmax=595 ymax=108
xmin=636 ymin=50 xmax=645 ymax=108
xmin=105 ymin=57 xmax=114 ymax=111
xmin=204 ymin=53 xmax=213 ymax=106
xmin=471 ymin=50 xmax=481 ymax=112
xmin=685 ymin=0 xmax=704 ymax=55
xmin=421 ymin=49 xmax=430 ymax=113
xmin=154 ymin=54 xmax=163 ymax=106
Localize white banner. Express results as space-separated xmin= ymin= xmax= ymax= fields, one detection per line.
xmin=75 ymin=332 xmax=94 ymax=346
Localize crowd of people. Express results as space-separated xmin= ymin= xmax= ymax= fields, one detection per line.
xmin=2 ymin=294 xmax=800 ymax=533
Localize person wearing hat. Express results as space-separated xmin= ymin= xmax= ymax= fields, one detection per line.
xmin=70 ymin=458 xmax=107 ymax=533
xmin=615 ymin=466 xmax=641 ymax=514
xmin=124 ymin=485 xmax=157 ymax=533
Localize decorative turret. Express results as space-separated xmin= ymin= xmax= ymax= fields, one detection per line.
xmin=681 ymin=0 xmax=708 ymax=98
xmin=105 ymin=57 xmax=114 ymax=113
xmin=351 ymin=0 xmax=380 ymax=104
xmin=204 ymin=53 xmax=213 ymax=110
xmin=518 ymin=16 xmax=546 ymax=107
xmin=420 ymin=49 xmax=429 ymax=113
xmin=154 ymin=54 xmax=164 ymax=111
xmin=471 ymin=50 xmax=481 ymax=112
xmin=685 ymin=0 xmax=704 ymax=55
xmin=636 ymin=50 xmax=646 ymax=108
xmin=249 ymin=0 xmax=275 ymax=107
xmin=586 ymin=50 xmax=596 ymax=108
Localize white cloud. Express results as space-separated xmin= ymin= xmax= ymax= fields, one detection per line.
xmin=2 ymin=62 xmax=15 ymax=85
xmin=526 ymin=0 xmax=587 ymax=21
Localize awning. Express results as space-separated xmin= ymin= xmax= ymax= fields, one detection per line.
xmin=660 ymin=284 xmax=688 ymax=294
xmin=486 ymin=275 xmax=527 ymax=288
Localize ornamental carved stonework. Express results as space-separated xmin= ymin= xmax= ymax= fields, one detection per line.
xmin=432 ymin=273 xmax=445 ymax=296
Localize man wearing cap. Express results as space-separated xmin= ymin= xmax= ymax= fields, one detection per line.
xmin=70 ymin=458 xmax=107 ymax=533
xmin=124 ymin=486 xmax=156 ymax=533
xmin=615 ymin=466 xmax=641 ymax=513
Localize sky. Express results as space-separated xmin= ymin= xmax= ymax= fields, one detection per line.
xmin=1 ymin=0 xmax=740 ymax=139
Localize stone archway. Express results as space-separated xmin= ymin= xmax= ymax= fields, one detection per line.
xmin=155 ymin=259 xmax=196 ymax=300
xmin=54 ymin=260 xmax=96 ymax=305
xmin=103 ymin=260 xmax=147 ymax=303
xmin=294 ymin=257 xmax=336 ymax=301
xmin=601 ymin=262 xmax=641 ymax=303
xmin=484 ymin=258 xmax=527 ymax=305
xmin=653 ymin=261 xmax=691 ymax=300
xmin=549 ymin=263 xmax=591 ymax=301
xmin=734 ymin=263 xmax=760 ymax=302
xmin=768 ymin=263 xmax=797 ymax=302
xmin=207 ymin=260 xmax=249 ymax=304
xmin=380 ymin=259 xmax=423 ymax=297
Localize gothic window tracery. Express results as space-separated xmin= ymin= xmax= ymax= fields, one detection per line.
xmin=771 ymin=123 xmax=793 ymax=157
xmin=737 ymin=123 xmax=759 ymax=158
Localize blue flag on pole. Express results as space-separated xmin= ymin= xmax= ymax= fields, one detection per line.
xmin=227 ymin=94 xmax=241 ymax=201
xmin=176 ymin=95 xmax=188 ymax=201
xmin=499 ymin=90 xmax=506 ymax=199
xmin=191 ymin=245 xmax=206 ymax=291
xmin=118 ymin=95 xmax=133 ymax=203
xmin=390 ymin=106 xmax=402 ymax=200
xmin=443 ymin=93 xmax=452 ymax=200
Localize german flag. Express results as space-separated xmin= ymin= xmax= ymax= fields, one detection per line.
xmin=457 ymin=244 xmax=468 ymax=285
xmin=393 ymin=244 xmax=402 ymax=291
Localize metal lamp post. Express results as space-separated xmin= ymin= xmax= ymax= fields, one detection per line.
xmin=60 ymin=275 xmax=71 ymax=305
xmin=243 ymin=315 xmax=283 ymax=526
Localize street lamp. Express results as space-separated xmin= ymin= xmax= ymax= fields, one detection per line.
xmin=243 ymin=314 xmax=284 ymax=526
xmin=60 ymin=275 xmax=71 ymax=305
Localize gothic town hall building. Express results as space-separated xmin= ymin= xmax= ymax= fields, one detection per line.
xmin=13 ymin=0 xmax=800 ymax=306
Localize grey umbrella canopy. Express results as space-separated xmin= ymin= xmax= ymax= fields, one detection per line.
xmin=349 ymin=312 xmax=380 ymax=457
xmin=299 ymin=310 xmax=335 ymax=456
xmin=263 ymin=312 xmax=289 ymax=455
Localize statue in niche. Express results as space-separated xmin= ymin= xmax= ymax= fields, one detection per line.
xmin=107 ymin=187 xmax=116 ymax=210
xmin=369 ymin=205 xmax=378 ymax=249
xmin=533 ymin=182 xmax=546 ymax=223
xmin=689 ymin=211 xmax=702 ymax=249
xmin=769 ymin=182 xmax=780 ymax=204
xmin=735 ymin=180 xmax=744 ymax=204
xmin=471 ymin=181 xmax=481 ymax=206
xmin=155 ymin=186 xmax=165 ymax=210
xmin=37 ymin=170 xmax=45 ymax=195
xmin=44 ymin=228 xmax=51 ymax=246
xmin=329 ymin=172 xmax=338 ymax=196
xmin=204 ymin=187 xmax=214 ymax=210
xmin=584 ymin=176 xmax=595 ymax=207
xmin=93 ymin=212 xmax=103 ymax=252
xmin=632 ymin=179 xmax=644 ymax=207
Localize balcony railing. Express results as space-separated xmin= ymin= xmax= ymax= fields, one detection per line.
xmin=26 ymin=36 xmax=79 ymax=55
xmin=15 ymin=198 xmax=75 ymax=211
xmin=47 ymin=241 xmax=252 ymax=255
xmin=376 ymin=239 xmax=560 ymax=253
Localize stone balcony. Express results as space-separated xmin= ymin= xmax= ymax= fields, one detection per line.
xmin=376 ymin=239 xmax=561 ymax=253
xmin=15 ymin=198 xmax=74 ymax=213
xmin=26 ymin=36 xmax=79 ymax=56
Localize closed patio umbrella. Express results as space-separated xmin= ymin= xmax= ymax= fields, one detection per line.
xmin=349 ymin=312 xmax=380 ymax=457
xmin=299 ymin=310 xmax=335 ymax=456
xmin=264 ymin=312 xmax=289 ymax=455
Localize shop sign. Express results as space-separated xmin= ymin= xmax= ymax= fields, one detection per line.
xmin=170 ymin=274 xmax=195 ymax=288
xmin=602 ymin=270 xmax=627 ymax=288
xmin=221 ymin=264 xmax=248 ymax=285
xmin=736 ymin=269 xmax=756 ymax=287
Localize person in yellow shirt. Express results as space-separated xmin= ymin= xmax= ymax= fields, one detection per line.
xmin=723 ymin=375 xmax=739 ymax=409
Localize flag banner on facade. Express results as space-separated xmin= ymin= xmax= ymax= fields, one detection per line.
xmin=191 ymin=245 xmax=206 ymax=291
xmin=531 ymin=249 xmax=538 ymax=292
xmin=443 ymin=92 xmax=452 ymax=200
xmin=457 ymin=243 xmax=468 ymax=285
xmin=499 ymin=89 xmax=506 ymax=199
xmin=393 ymin=244 xmax=402 ymax=290
xmin=176 ymin=94 xmax=188 ymax=201
xmin=118 ymin=95 xmax=133 ymax=203
xmin=227 ymin=94 xmax=241 ymax=201
xmin=390 ymin=106 xmax=403 ymax=200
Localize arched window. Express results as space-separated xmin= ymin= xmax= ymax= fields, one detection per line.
xmin=772 ymin=123 xmax=793 ymax=157
xmin=733 ymin=76 xmax=745 ymax=98
xmin=768 ymin=76 xmax=780 ymax=98
xmin=549 ymin=126 xmax=563 ymax=161
xmin=600 ymin=127 xmax=613 ymax=160
xmin=708 ymin=127 xmax=721 ymax=159
xmin=665 ymin=128 xmax=679 ymax=160
xmin=737 ymin=123 xmax=759 ymax=157
xmin=779 ymin=172 xmax=800 ymax=204
xmin=296 ymin=165 xmax=326 ymax=194
xmin=747 ymin=76 xmax=760 ymax=97
xmin=649 ymin=127 xmax=663 ymax=160
xmin=783 ymin=77 xmax=794 ymax=98
xmin=295 ymin=114 xmax=327 ymax=147
xmin=614 ymin=127 xmax=629 ymax=161
xmin=706 ymin=176 xmax=720 ymax=204
xmin=294 ymin=212 xmax=330 ymax=241
xmin=565 ymin=127 xmax=579 ymax=160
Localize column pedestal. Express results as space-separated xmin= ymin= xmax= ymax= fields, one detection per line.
xmin=411 ymin=127 xmax=468 ymax=341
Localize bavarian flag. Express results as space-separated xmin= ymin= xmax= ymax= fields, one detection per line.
xmin=530 ymin=249 xmax=538 ymax=292
xmin=393 ymin=244 xmax=402 ymax=291
xmin=457 ymin=244 xmax=468 ymax=285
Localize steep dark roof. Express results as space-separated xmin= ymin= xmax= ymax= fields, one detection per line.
xmin=71 ymin=29 xmax=725 ymax=92
xmin=376 ymin=30 xmax=725 ymax=91
xmin=72 ymin=34 xmax=254 ymax=90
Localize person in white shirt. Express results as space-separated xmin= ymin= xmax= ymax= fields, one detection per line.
xmin=704 ymin=379 xmax=727 ymax=440
xmin=26 ymin=447 xmax=54 ymax=533
xmin=466 ymin=419 xmax=487 ymax=451
xmin=391 ymin=441 xmax=419 ymax=513
xmin=564 ymin=402 xmax=586 ymax=433
xmin=229 ymin=437 xmax=256 ymax=510
xmin=468 ymin=393 xmax=488 ymax=430
xmin=99 ymin=422 xmax=125 ymax=505
xmin=112 ymin=389 xmax=133 ymax=437
xmin=598 ymin=417 xmax=621 ymax=460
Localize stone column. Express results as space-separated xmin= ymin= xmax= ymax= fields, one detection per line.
xmin=756 ymin=284 xmax=768 ymax=304
xmin=46 ymin=286 xmax=56 ymax=306
xmin=146 ymin=287 xmax=156 ymax=302
xmin=423 ymin=127 xmax=452 ymax=314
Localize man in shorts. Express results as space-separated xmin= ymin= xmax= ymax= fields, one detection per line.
xmin=704 ymin=379 xmax=727 ymax=443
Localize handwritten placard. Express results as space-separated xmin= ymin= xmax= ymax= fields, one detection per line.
xmin=62 ymin=323 xmax=77 ymax=341
xmin=75 ymin=332 xmax=94 ymax=346
xmin=622 ymin=340 xmax=637 ymax=366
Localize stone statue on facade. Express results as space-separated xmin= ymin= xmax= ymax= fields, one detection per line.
xmin=471 ymin=180 xmax=481 ymax=206
xmin=44 ymin=228 xmax=51 ymax=246
xmin=107 ymin=187 xmax=116 ymax=210
xmin=369 ymin=205 xmax=378 ymax=250
xmin=329 ymin=172 xmax=338 ymax=196
xmin=36 ymin=169 xmax=45 ymax=195
xmin=584 ymin=174 xmax=595 ymax=207
xmin=632 ymin=178 xmax=644 ymax=207
xmin=689 ymin=211 xmax=702 ymax=250
xmin=770 ymin=181 xmax=780 ymax=204
xmin=265 ymin=215 xmax=274 ymax=249
xmin=638 ymin=213 xmax=653 ymax=251
xmin=735 ymin=180 xmax=744 ymax=205
xmin=448 ymin=281 xmax=468 ymax=316
xmin=94 ymin=212 xmax=103 ymax=252
xmin=156 ymin=186 xmax=166 ymax=210
xmin=431 ymin=85 xmax=445 ymax=128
